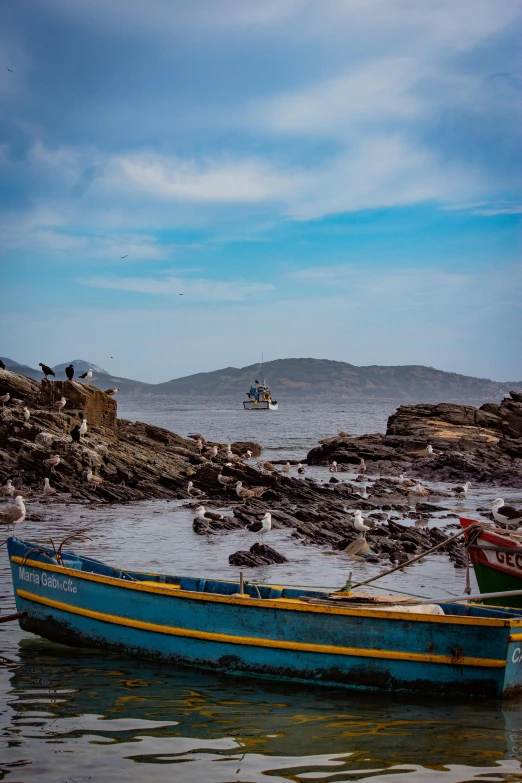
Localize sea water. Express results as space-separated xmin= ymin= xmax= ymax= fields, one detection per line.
xmin=1 ymin=397 xmax=521 ymax=782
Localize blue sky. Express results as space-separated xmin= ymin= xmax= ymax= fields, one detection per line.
xmin=0 ymin=0 xmax=520 ymax=382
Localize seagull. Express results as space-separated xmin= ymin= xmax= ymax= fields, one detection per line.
xmin=54 ymin=396 xmax=66 ymax=413
xmin=353 ymin=510 xmax=372 ymax=539
xmin=85 ymin=469 xmax=103 ymax=488
xmin=225 ymin=444 xmax=235 ymax=460
xmin=282 ymin=462 xmax=291 ymax=473
xmin=65 ymin=364 xmax=74 ymax=380
xmin=260 ymin=461 xmax=277 ymax=473
xmin=492 ymin=499 xmax=522 ymax=527
xmin=43 ymin=477 xmax=57 ymax=496
xmin=80 ymin=369 xmax=93 ymax=384
xmin=0 ymin=496 xmax=26 ymax=534
xmin=0 ymin=480 xmax=14 ymax=497
xmin=250 ymin=485 xmax=269 ymax=498
xmin=453 ymin=481 xmax=471 ymax=497
xmin=120 ymin=255 xmax=128 ymax=258
xmin=242 ymin=450 xmax=253 ymax=461
xmin=246 ymin=512 xmax=272 ymax=544
xmin=104 ymin=387 xmax=119 ymax=396
xmin=408 ymin=482 xmax=429 ymax=497
xmin=39 ymin=363 xmax=55 ymax=379
xmin=329 ymin=461 xmax=338 ymax=473
xmin=43 ymin=455 xmax=61 ymax=473
xmin=79 ymin=418 xmax=88 ymax=438
xmin=426 ymin=444 xmax=436 ymax=456
xmin=297 ymin=463 xmax=305 ymax=474
xmin=23 ymin=407 xmax=30 ymax=421
xmin=235 ymin=481 xmax=256 ymax=501
xmin=35 ymin=431 xmax=54 ymax=446
xmin=338 ymin=429 xmax=350 ymax=437
xmin=195 ymin=505 xmax=224 ymax=524
xmin=357 ymin=459 xmax=366 ymax=475
xmin=202 ymin=445 xmax=218 ymax=462
xmin=0 ymin=392 xmax=10 ymax=407
xmin=187 ymin=481 xmax=204 ymax=498
xmin=196 ymin=438 xmax=204 ymax=453
xmin=217 ymin=473 xmax=235 ymax=491
xmin=399 ymin=474 xmax=415 ymax=487
xmin=6 ymin=68 xmax=14 ymax=73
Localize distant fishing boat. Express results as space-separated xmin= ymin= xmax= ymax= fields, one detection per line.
xmin=243 ymin=354 xmax=278 ymax=410
xmin=243 ymin=380 xmax=278 ymax=410
xmin=7 ymin=536 xmax=522 ymax=699
xmin=460 ymin=517 xmax=522 ymax=608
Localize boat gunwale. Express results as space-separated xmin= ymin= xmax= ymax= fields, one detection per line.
xmin=10 ymin=555 xmax=522 ymax=628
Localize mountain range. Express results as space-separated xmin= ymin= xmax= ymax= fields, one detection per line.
xmin=1 ymin=356 xmax=521 ymax=402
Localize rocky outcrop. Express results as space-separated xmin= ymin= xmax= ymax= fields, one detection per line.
xmin=307 ymin=392 xmax=522 ymax=486
xmin=38 ymin=380 xmax=117 ymax=431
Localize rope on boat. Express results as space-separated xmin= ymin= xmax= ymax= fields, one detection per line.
xmin=347 ymin=526 xmax=473 ymax=591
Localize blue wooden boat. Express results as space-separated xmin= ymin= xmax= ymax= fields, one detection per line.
xmin=7 ymin=536 xmax=522 ymax=699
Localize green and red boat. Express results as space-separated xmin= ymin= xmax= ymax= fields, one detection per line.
xmin=460 ymin=517 xmax=522 ymax=608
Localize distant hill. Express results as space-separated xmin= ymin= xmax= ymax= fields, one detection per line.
xmin=2 ymin=356 xmax=521 ymax=402
xmin=154 ymin=358 xmax=522 ymax=401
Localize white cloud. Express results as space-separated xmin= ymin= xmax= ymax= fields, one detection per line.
xmin=78 ymin=275 xmax=274 ymax=301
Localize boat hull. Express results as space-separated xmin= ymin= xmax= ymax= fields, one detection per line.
xmin=460 ymin=517 xmax=522 ymax=608
xmin=8 ymin=538 xmax=522 ymax=699
xmin=243 ymin=400 xmax=278 ymax=410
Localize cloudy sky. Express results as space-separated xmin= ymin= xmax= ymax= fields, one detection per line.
xmin=1 ymin=0 xmax=520 ymax=382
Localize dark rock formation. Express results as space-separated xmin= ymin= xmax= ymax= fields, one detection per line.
xmin=228 ymin=543 xmax=288 ymax=567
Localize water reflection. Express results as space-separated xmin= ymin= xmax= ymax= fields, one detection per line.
xmin=1 ymin=639 xmax=522 ymax=782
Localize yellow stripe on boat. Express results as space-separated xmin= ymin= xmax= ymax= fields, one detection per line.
xmin=10 ymin=556 xmax=519 ymax=628
xmin=17 ymin=589 xmax=505 ymax=669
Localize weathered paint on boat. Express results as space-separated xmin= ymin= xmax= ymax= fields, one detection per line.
xmin=8 ymin=537 xmax=522 ymax=699
xmin=460 ymin=517 xmax=522 ymax=608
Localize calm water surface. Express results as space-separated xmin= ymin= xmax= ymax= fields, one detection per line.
xmin=1 ymin=397 xmax=522 ymax=782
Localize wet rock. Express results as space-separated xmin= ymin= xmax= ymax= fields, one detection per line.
xmin=228 ymin=543 xmax=288 ymax=567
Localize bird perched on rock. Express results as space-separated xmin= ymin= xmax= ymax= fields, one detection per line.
xmin=297 ymin=463 xmax=305 ymax=474
xmin=202 ymin=445 xmax=218 ymax=462
xmin=0 ymin=479 xmax=14 ymax=497
xmin=36 ymin=431 xmax=54 ymax=446
xmin=399 ymin=474 xmax=415 ymax=487
xmin=188 ymin=433 xmax=206 ymax=443
xmin=242 ymin=450 xmax=253 ymax=461
xmin=195 ymin=505 xmax=224 ymax=526
xmin=246 ymin=512 xmax=272 ymax=544
xmin=408 ymin=482 xmax=429 ymax=497
xmin=250 ymin=485 xmax=269 ymax=498
xmin=492 ymin=498 xmax=522 ymax=527
xmin=43 ymin=477 xmax=57 ymax=496
xmin=453 ymin=481 xmax=471 ymax=497
xmin=23 ymin=407 xmax=30 ymax=421
xmin=79 ymin=418 xmax=88 ymax=438
xmin=39 ymin=363 xmax=55 ymax=379
xmin=187 ymin=481 xmax=205 ymax=498
xmin=357 ymin=459 xmax=366 ymax=475
xmin=104 ymin=387 xmax=119 ymax=396
xmin=85 ymin=469 xmax=103 ymax=488
xmin=282 ymin=462 xmax=291 ymax=473
xmin=217 ymin=473 xmax=236 ymax=491
xmin=235 ymin=481 xmax=256 ymax=501
xmin=329 ymin=461 xmax=338 ymax=473
xmin=54 ymin=396 xmax=66 ymax=413
xmin=195 ymin=438 xmax=204 ymax=453
xmin=260 ymin=461 xmax=276 ymax=473
xmin=338 ymin=429 xmax=350 ymax=437
xmin=43 ymin=455 xmax=61 ymax=473
xmin=65 ymin=364 xmax=74 ymax=380
xmin=80 ymin=369 xmax=93 ymax=383
xmin=426 ymin=444 xmax=436 ymax=456
xmin=353 ymin=510 xmax=371 ymax=539
xmin=0 ymin=495 xmax=26 ymax=534
xmin=70 ymin=424 xmax=81 ymax=443
xmin=0 ymin=392 xmax=10 ymax=407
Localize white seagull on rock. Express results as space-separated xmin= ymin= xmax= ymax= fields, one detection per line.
xmin=453 ymin=481 xmax=471 ymax=497
xmin=43 ymin=455 xmax=61 ymax=473
xmin=54 ymin=396 xmax=66 ymax=414
xmin=353 ymin=510 xmax=371 ymax=539
xmin=43 ymin=477 xmax=57 ymax=496
xmin=187 ymin=481 xmax=205 ymax=498
xmin=80 ymin=369 xmax=93 ymax=384
xmin=79 ymin=418 xmax=88 ymax=438
xmin=0 ymin=495 xmax=26 ymax=534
